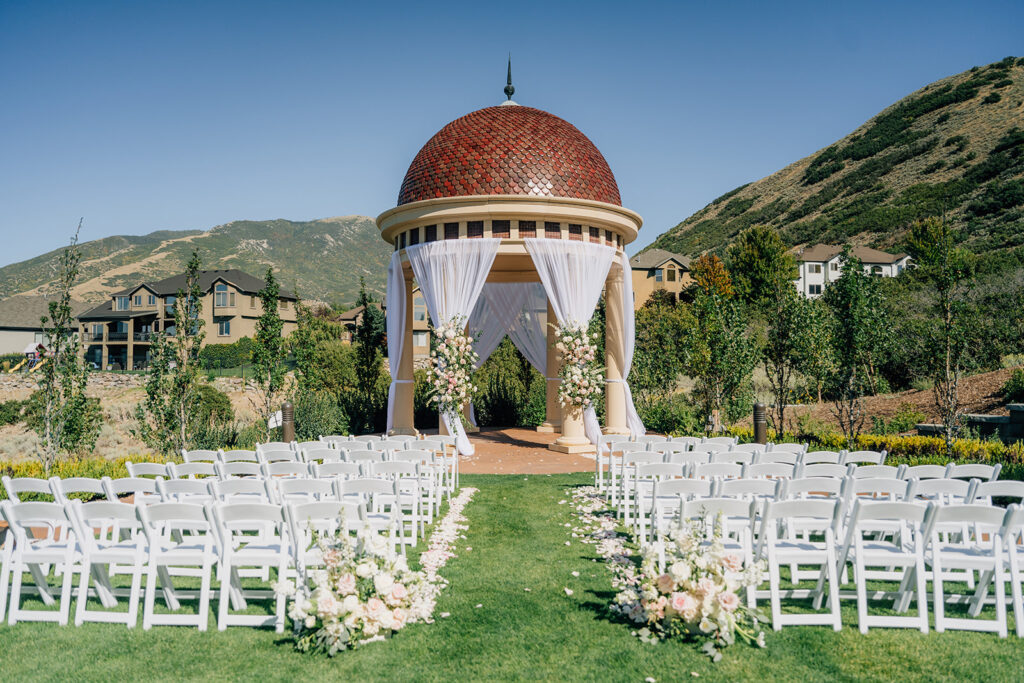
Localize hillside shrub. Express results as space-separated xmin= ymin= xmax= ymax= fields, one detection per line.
xmin=870 ymin=403 xmax=927 ymax=434
xmin=1002 ymin=369 xmax=1024 ymax=402
xmin=982 ymin=92 xmax=1002 ymax=105
xmin=638 ymin=393 xmax=702 ymax=436
xmin=195 ymin=383 xmax=234 ymax=425
xmin=0 ymin=399 xmax=27 ymax=426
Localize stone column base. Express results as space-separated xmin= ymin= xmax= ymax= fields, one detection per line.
xmin=549 ymin=441 xmax=596 ymax=454
xmin=389 ymin=428 xmax=419 ymax=437
xmin=536 ymin=421 xmax=561 ymax=434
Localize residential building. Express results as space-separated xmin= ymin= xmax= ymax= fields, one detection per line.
xmin=0 ymin=295 xmax=91 ymax=354
xmin=793 ymin=244 xmax=911 ymax=297
xmin=629 ymin=248 xmax=692 ymax=308
xmin=77 ymin=269 xmax=297 ymax=370
xmin=341 ymin=290 xmax=431 ymax=362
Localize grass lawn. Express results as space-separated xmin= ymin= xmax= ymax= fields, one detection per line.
xmin=2 ymin=473 xmax=1024 ymax=681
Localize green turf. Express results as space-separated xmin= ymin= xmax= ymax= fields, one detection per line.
xmin=2 ymin=473 xmax=1024 ymax=681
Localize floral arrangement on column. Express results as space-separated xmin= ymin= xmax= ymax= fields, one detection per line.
xmin=554 ymin=323 xmax=603 ymax=410
xmin=610 ymin=517 xmax=766 ymax=661
xmin=428 ymin=317 xmax=479 ymax=425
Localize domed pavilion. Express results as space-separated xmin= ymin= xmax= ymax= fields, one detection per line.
xmin=377 ymin=71 xmax=645 ymax=455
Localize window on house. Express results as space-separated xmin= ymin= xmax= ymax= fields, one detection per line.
xmin=545 ymin=222 xmax=561 ymax=238
xmin=444 ymin=222 xmax=459 ymax=239
xmin=518 ymin=221 xmax=536 ymax=238
xmin=830 ymin=262 xmax=839 ymax=271
xmin=34 ymin=332 xmax=44 ymax=343
xmin=809 ymin=284 xmax=822 ymax=295
xmin=409 ymin=227 xmax=420 ymax=245
xmin=250 ymin=295 xmax=256 ymax=308
xmin=467 ymin=221 xmax=483 ymax=238
xmin=215 ymin=283 xmax=229 ymax=307
xmin=165 ymin=324 xmax=176 ymax=337
xmin=115 ymin=296 xmax=130 ymax=311
xmin=872 ymin=266 xmax=883 ymax=276
xmin=92 ymin=324 xmax=103 ymax=339
xmin=133 ymin=295 xmax=142 ymax=306
xmin=279 ymin=300 xmax=289 ymax=309
xmin=424 ymin=224 xmax=438 ymax=242
xmin=809 ymin=264 xmax=822 ymax=274
xmin=666 ymin=268 xmax=676 ymax=282
xmin=568 ymin=224 xmax=582 ymax=241
xmin=491 ymin=220 xmax=510 ymax=238
xmin=414 ymin=304 xmax=426 ymax=321
xmin=218 ymin=320 xmax=231 ymax=336
xmin=413 ymin=331 xmax=428 ymax=347
xmin=147 ymin=294 xmax=156 ymax=305
xmin=655 ymin=269 xmax=663 ymax=282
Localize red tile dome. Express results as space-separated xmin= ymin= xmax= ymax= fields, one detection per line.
xmin=398 ymin=105 xmax=621 ymax=207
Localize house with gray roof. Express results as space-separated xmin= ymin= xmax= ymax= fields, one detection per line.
xmin=0 ymin=296 xmax=91 ymax=355
xmin=793 ymin=244 xmax=911 ymax=297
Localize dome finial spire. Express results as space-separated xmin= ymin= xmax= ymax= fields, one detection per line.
xmin=504 ymin=54 xmax=515 ymax=101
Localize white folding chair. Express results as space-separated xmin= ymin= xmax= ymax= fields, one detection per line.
xmin=597 ymin=435 xmax=630 ymax=493
xmin=630 ymin=463 xmax=686 ymax=535
xmin=215 ymin=461 xmax=262 ymax=480
xmin=373 ymin=461 xmax=422 ymax=545
xmin=731 ymin=443 xmax=767 ymax=455
xmin=852 ymin=464 xmax=903 ymax=480
xmin=758 ymin=451 xmax=800 ymax=465
xmin=799 ymin=463 xmax=853 ymax=480
xmin=711 ymin=451 xmax=756 ymax=466
xmin=136 ymin=502 xmax=216 ymax=630
xmin=703 ymin=436 xmax=737 ymax=447
xmin=1001 ymin=506 xmax=1024 ymax=637
xmin=755 ymin=499 xmax=842 ymax=631
xmin=273 ymin=478 xmax=336 ymax=504
xmin=616 ymin=452 xmax=661 ymax=519
xmin=182 ymin=449 xmax=219 ymax=464
xmin=645 ymin=478 xmax=714 ymax=544
xmin=1 ymin=501 xmax=79 ymax=625
xmin=4 ymin=476 xmax=54 ymax=503
xmin=769 ymin=442 xmax=808 ymax=456
xmin=68 ymin=500 xmax=145 ymax=627
xmin=926 ymin=505 xmax=1014 ymax=637
xmin=211 ymin=479 xmax=272 ymax=504
xmin=800 ymin=451 xmax=843 ymax=466
xmin=336 ymin=479 xmax=402 ymax=555
xmin=671 ymin=436 xmax=701 ymax=448
xmin=971 ymin=480 xmax=1024 ymax=506
xmin=126 ymin=462 xmax=170 ymax=479
xmin=781 ymin=477 xmax=847 ymax=501
xmin=156 ymin=479 xmax=214 ymax=504
xmin=842 ymin=450 xmax=887 ymax=466
xmin=220 ymin=449 xmax=258 ymax=463
xmin=301 ymin=447 xmax=342 ymax=464
xmin=208 ymin=502 xmax=289 ymax=632
xmin=636 ymin=434 xmax=669 ymax=445
xmin=902 ymin=464 xmax=950 ymax=480
xmin=262 ymin=461 xmax=310 ymax=479
xmin=392 ymin=450 xmax=441 ymax=524
xmin=312 ymin=461 xmax=362 ymax=481
xmin=284 ymin=501 xmax=362 ymax=580
xmin=676 ymin=498 xmax=757 ymax=604
xmin=50 ymin=477 xmax=106 ymax=504
xmin=948 ymin=463 xmax=1001 ymax=482
xmin=719 ymin=478 xmax=781 ymax=502
xmin=836 ymin=500 xmax=931 ymax=633
xmin=169 ymin=462 xmax=217 ymax=480
xmin=910 ymin=478 xmax=976 ymax=506
xmin=693 ymin=462 xmax=745 ymax=481
xmin=608 ymin=442 xmax=647 ymax=507
xmin=747 ymin=463 xmax=798 ymax=480
xmin=260 ymin=450 xmax=301 ymax=464
xmin=663 ymin=451 xmax=711 ymax=469
xmin=103 ymin=477 xmax=160 ymax=506
xmin=691 ymin=443 xmax=729 ymax=455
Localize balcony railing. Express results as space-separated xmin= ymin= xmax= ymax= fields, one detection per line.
xmin=133 ymin=332 xmax=153 ymax=342
xmin=107 ymin=332 xmax=128 ymax=341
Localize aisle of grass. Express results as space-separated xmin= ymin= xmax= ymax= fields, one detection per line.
xmin=2 ymin=473 xmax=1024 ymax=681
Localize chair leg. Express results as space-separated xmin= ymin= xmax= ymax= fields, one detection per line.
xmin=1009 ymin=550 xmax=1024 ymax=638
xmin=75 ymin=560 xmax=91 ymax=626
xmin=198 ymin=558 xmax=212 ymax=632
xmin=933 ymin=554 xmax=946 ymax=633
xmin=915 ymin=553 xmax=929 ymax=634
xmin=59 ymin=559 xmax=75 ymax=626
xmin=855 ymin=552 xmax=868 ymax=634
xmin=218 ymin=558 xmax=231 ymax=631
xmin=127 ymin=561 xmax=142 ymax=629
xmin=827 ymin=555 xmax=842 ymax=631
xmin=769 ymin=554 xmax=782 ymax=631
xmin=0 ymin=550 xmax=10 ymax=623
xmin=8 ymin=559 xmax=24 ymax=625
xmin=995 ymin=543 xmax=1008 ymax=638
xmin=143 ymin=561 xmax=157 ymax=630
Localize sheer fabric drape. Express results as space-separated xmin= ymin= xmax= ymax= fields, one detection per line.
xmin=385 ymin=252 xmax=406 ymax=433
xmin=404 ymin=239 xmax=500 ymax=454
xmin=525 ymin=239 xmax=616 ymax=446
xmin=618 ymin=252 xmax=645 ymax=437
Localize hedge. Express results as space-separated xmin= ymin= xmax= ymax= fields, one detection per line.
xmin=0 ymin=454 xmax=172 ymax=501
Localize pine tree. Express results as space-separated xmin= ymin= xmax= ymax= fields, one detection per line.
xmin=351 ymin=277 xmax=386 ymax=432
xmin=251 ymin=267 xmax=288 ymax=441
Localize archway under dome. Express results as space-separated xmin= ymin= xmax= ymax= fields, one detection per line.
xmin=376 ymin=98 xmax=646 ymax=456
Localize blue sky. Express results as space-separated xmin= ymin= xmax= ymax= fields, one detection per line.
xmin=1 ymin=0 xmax=1021 ymax=266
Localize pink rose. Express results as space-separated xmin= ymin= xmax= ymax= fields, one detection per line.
xmin=670 ymin=591 xmax=699 ymax=620
xmin=720 ymin=553 xmax=743 ymax=572
xmin=696 ymin=577 xmax=717 ymax=596
xmin=335 ymin=573 xmax=357 ymax=595
xmin=392 ymin=608 xmax=408 ymax=630
xmin=389 ymin=583 xmax=409 ymax=605
xmin=718 ymin=591 xmax=740 ymax=612
xmin=656 ymin=573 xmax=675 ymax=594
xmin=366 ymin=597 xmax=387 ymax=619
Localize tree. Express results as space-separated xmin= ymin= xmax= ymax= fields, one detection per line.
xmin=685 ymin=255 xmax=756 ymax=431
xmin=35 ymin=221 xmax=100 ymax=474
xmin=134 ymin=250 xmax=206 ymax=456
xmin=350 ymin=277 xmax=387 ymax=433
xmin=251 ymin=267 xmax=289 ymax=441
xmin=632 ymin=290 xmax=691 ymax=406
xmin=822 ymin=248 xmax=880 ymax=445
xmin=907 ymin=216 xmax=976 ymax=456
xmin=762 ymin=286 xmax=814 ymax=433
xmin=726 ymin=224 xmax=799 ymax=312
xmin=292 ymin=297 xmax=346 ymax=395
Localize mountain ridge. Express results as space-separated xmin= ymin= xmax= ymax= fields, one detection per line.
xmin=0 ymin=216 xmax=391 ymax=305
xmin=646 ymin=56 xmax=1024 ymax=257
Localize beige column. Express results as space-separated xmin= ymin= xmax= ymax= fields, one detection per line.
xmin=126 ymin=318 xmax=134 ymax=371
xmin=537 ymin=300 xmax=562 ymax=433
xmin=391 ymin=270 xmax=417 ymax=436
xmin=604 ymin=262 xmax=629 ymax=435
xmin=101 ymin=324 xmax=109 ymax=370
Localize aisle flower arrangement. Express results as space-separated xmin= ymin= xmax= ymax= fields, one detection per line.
xmin=428 ymin=317 xmax=479 ymax=425
xmin=569 ymin=487 xmax=767 ymax=662
xmin=277 ymin=487 xmax=478 ymax=656
xmin=554 ymin=324 xmax=603 ymax=409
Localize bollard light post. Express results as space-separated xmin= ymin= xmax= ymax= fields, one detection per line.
xmin=282 ymin=401 xmax=295 ymax=443
xmin=753 ymin=403 xmax=767 ymax=445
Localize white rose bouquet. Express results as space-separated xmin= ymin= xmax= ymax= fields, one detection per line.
xmin=427 ymin=317 xmax=479 ymax=426
xmin=555 ymin=323 xmax=603 ymax=409
xmin=276 ymin=529 xmax=436 ymax=656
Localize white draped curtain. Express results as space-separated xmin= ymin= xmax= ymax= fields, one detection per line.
xmin=525 ymin=239 xmax=616 ymax=446
xmin=618 ymin=252 xmax=646 ymax=437
xmin=404 ymin=238 xmax=501 ymax=455
xmin=384 ymin=251 xmax=406 ymax=433
xmin=465 ymin=282 xmax=548 ymax=427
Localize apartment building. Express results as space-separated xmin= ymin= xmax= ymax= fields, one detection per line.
xmin=794 ymin=244 xmax=912 ymax=297
xmin=77 ymin=269 xmax=297 ymax=370
xmin=629 ymin=248 xmax=692 ymax=307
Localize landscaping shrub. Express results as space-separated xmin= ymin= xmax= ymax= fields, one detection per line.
xmin=0 ymin=399 xmax=27 ymax=426
xmin=413 ymin=368 xmax=438 ymax=430
xmin=195 ymin=383 xmax=234 ymax=425
xmin=638 ymin=393 xmax=702 ymax=435
xmin=199 ymin=336 xmax=253 ymax=369
xmin=0 ymin=454 xmax=169 ymax=501
xmin=870 ymin=402 xmax=927 ymax=434
xmin=1002 ymin=368 xmax=1024 ymax=402
xmin=294 ymin=390 xmax=349 ymax=440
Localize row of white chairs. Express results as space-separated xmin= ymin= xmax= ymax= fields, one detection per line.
xmin=0 ymin=497 xmax=381 ymax=631
xmin=657 ymin=495 xmax=1024 ymax=637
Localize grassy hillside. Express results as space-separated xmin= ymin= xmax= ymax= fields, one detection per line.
xmin=0 ymin=216 xmax=391 ymax=304
xmin=648 ymin=56 xmax=1024 ymax=256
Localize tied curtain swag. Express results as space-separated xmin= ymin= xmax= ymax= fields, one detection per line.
xmin=404 ymin=238 xmax=501 ymax=455
xmin=465 ymin=282 xmax=548 ymax=427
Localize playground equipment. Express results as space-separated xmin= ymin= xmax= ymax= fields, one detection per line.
xmin=8 ymin=358 xmax=27 ymax=372
xmin=28 ymin=357 xmax=48 ymax=373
